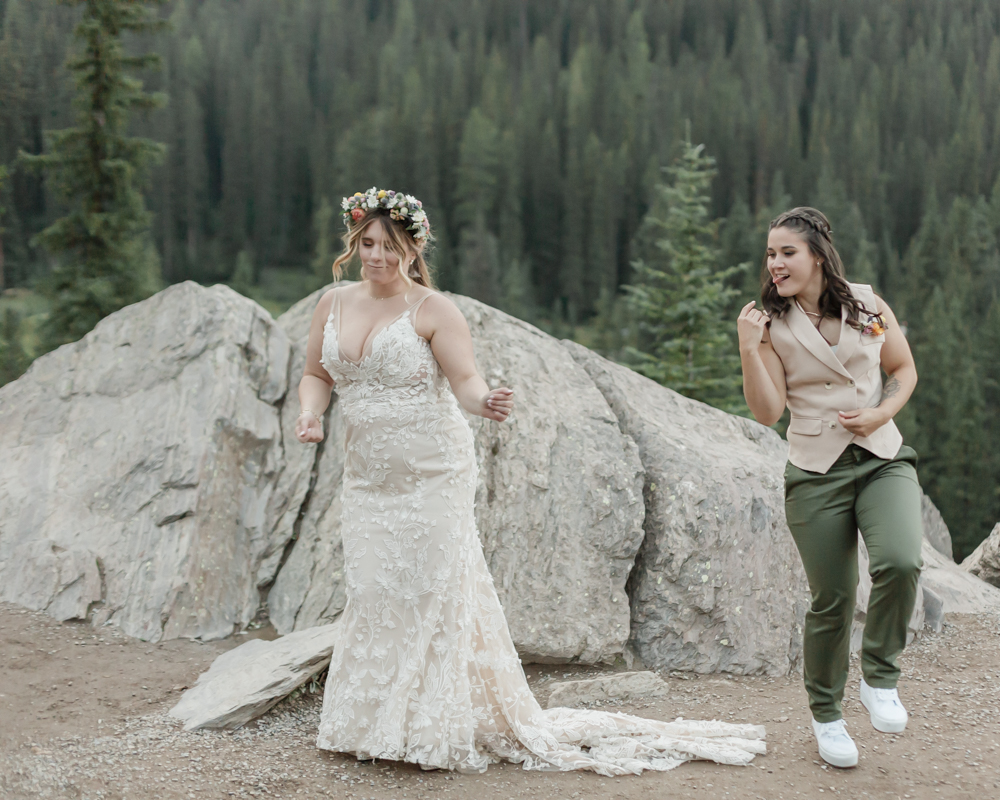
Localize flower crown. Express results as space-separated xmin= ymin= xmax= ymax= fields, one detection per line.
xmin=342 ymin=188 xmax=430 ymax=242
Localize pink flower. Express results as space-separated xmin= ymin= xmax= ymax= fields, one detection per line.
xmin=351 ymin=208 xmax=365 ymax=222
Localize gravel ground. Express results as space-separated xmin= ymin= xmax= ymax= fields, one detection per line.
xmin=2 ymin=601 xmax=999 ymax=800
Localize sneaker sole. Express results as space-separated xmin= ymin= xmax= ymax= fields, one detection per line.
xmin=860 ymin=695 xmax=907 ymax=733
xmin=816 ymin=744 xmax=858 ymax=769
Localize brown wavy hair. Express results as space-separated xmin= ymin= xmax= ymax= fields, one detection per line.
xmin=761 ymin=207 xmax=873 ymax=327
xmin=331 ymin=209 xmax=435 ymax=289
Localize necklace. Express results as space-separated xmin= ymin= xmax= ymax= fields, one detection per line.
xmin=366 ymin=283 xmax=405 ymax=301
xmin=795 ymin=299 xmax=834 ymax=346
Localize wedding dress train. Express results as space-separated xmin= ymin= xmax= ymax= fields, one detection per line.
xmin=315 ymin=290 xmax=765 ymax=775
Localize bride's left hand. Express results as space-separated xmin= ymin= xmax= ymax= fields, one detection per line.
xmin=482 ymin=388 xmax=514 ymax=422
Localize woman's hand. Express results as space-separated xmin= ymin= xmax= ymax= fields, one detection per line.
xmin=737 ymin=300 xmax=770 ymax=353
xmin=838 ymin=407 xmax=889 ymax=437
xmin=296 ymin=410 xmax=324 ymax=443
xmin=481 ymin=388 xmax=514 ymax=422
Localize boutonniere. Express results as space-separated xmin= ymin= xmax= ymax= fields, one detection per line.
xmin=860 ymin=312 xmax=887 ymax=337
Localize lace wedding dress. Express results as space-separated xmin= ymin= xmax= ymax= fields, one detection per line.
xmin=315 ymin=290 xmax=766 ymax=775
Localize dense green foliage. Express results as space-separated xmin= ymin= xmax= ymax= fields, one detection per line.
xmin=1 ymin=0 xmax=999 ymax=557
xmin=625 ymin=136 xmax=745 ymax=411
xmin=18 ymin=0 xmax=165 ymax=349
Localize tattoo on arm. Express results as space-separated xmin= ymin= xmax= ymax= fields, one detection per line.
xmin=880 ymin=374 xmax=901 ymax=404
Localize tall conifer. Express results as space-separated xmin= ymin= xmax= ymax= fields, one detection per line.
xmin=625 ymin=135 xmax=747 ymax=411
xmin=21 ymin=0 xmax=166 ymax=348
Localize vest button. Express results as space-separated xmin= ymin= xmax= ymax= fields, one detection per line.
xmin=824 ymin=382 xmax=832 ymax=389
xmin=848 ymin=380 xmax=855 ymax=387
xmin=828 ymin=421 xmax=836 ymax=429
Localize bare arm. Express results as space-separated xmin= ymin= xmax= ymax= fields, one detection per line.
xmin=737 ymin=301 xmax=787 ymax=426
xmin=838 ymin=295 xmax=917 ymax=436
xmin=417 ymin=293 xmax=513 ymax=422
xmin=294 ymin=289 xmax=337 ymax=443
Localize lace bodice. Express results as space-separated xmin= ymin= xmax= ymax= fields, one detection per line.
xmin=320 ymin=290 xmax=459 ymax=427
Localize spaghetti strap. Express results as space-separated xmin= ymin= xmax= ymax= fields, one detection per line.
xmin=407 ymin=291 xmax=434 ymax=324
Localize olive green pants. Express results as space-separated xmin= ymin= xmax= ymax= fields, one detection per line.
xmin=784 ymin=444 xmax=924 ymax=723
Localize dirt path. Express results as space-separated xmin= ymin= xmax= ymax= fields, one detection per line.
xmin=2 ymin=602 xmax=998 ymax=799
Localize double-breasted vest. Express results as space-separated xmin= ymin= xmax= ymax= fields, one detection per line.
xmin=768 ymin=282 xmax=903 ymax=474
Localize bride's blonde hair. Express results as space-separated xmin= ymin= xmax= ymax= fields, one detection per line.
xmin=331 ymin=211 xmax=434 ymax=289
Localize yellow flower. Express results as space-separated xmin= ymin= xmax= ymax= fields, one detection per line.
xmin=377 ymin=190 xmax=387 ymax=199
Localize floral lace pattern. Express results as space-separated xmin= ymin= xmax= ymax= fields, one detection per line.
xmin=315 ymin=290 xmax=767 ymax=774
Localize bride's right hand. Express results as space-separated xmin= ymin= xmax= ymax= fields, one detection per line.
xmin=296 ymin=411 xmax=324 ymax=444
xmin=482 ymin=387 xmax=514 ymax=422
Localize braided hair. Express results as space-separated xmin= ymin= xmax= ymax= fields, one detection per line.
xmin=760 ymin=206 xmax=872 ymax=327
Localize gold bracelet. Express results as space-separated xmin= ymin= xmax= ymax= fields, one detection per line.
xmin=298 ymin=408 xmax=321 ymax=419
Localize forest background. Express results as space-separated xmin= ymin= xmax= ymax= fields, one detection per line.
xmin=1 ymin=0 xmax=998 ymax=560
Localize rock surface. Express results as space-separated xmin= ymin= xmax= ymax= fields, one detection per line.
xmin=545 ymin=671 xmax=669 ymax=709
xmin=450 ymin=296 xmax=646 ymax=664
xmin=961 ymin=523 xmax=1000 ymax=588
xmin=0 ymin=283 xmax=291 ymax=642
xmin=263 ymin=287 xmax=348 ymax=635
xmin=168 ymin=625 xmax=338 ymax=730
xmin=921 ymin=492 xmax=954 ymax=560
xmin=563 ymin=342 xmax=810 ymax=676
xmin=922 ymin=538 xmax=1000 ymax=613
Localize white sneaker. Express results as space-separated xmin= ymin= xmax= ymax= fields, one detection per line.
xmin=811 ymin=718 xmax=859 ymax=768
xmin=860 ymin=678 xmax=908 ymax=733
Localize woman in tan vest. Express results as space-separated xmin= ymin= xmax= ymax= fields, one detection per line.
xmin=737 ymin=207 xmax=923 ymax=769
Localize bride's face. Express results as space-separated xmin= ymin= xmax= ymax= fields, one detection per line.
xmin=359 ymin=219 xmax=411 ymax=285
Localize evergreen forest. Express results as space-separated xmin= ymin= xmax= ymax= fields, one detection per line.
xmin=1 ymin=0 xmax=999 ymax=559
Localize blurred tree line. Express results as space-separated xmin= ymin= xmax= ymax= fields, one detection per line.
xmin=1 ymin=0 xmax=999 ymax=557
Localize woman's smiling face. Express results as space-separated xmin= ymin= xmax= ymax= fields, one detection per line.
xmin=359 ymin=218 xmax=409 ymax=285
xmin=766 ymin=226 xmax=823 ymax=298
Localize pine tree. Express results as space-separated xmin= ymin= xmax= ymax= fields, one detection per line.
xmin=624 ymin=135 xmax=747 ymax=412
xmin=229 ymin=248 xmax=255 ymax=299
xmin=20 ymin=0 xmax=166 ymax=349
xmin=311 ymin=196 xmax=336 ymax=289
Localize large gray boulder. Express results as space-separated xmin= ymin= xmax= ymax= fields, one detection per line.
xmin=960 ymin=523 xmax=1000 ymax=589
xmin=266 ymin=289 xmax=646 ymax=664
xmin=563 ymin=342 xmax=810 ymax=676
xmin=0 ymin=283 xmax=291 ymax=641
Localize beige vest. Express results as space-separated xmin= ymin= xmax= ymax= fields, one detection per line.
xmin=768 ymin=283 xmax=903 ymax=474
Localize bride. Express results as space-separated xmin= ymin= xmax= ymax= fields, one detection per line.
xmin=293 ymin=188 xmax=765 ymax=775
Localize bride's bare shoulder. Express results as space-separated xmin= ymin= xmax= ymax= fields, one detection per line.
xmin=313 ymin=284 xmax=347 ymax=322
xmin=415 ymin=291 xmax=469 ymax=337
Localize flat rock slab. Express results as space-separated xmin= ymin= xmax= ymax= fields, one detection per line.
xmin=546 ymin=671 xmax=669 ymax=708
xmin=961 ymin=523 xmax=1000 ymax=588
xmin=169 ymin=624 xmax=338 ymax=730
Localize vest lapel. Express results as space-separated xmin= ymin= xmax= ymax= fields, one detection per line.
xmin=787 ymin=301 xmax=854 ymax=379
xmin=835 ymin=305 xmax=860 ymax=366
